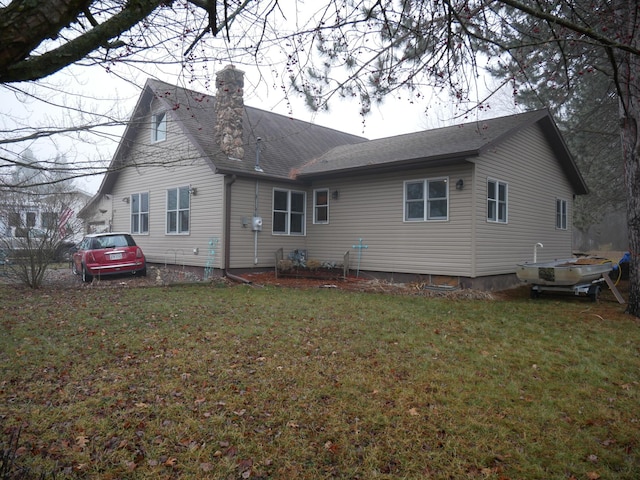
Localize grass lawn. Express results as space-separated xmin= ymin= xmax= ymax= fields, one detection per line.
xmin=1 ymin=282 xmax=638 ymax=479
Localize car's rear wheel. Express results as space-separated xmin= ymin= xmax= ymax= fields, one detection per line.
xmin=82 ymin=264 xmax=93 ymax=283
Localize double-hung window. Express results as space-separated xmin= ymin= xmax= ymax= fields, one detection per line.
xmin=273 ymin=189 xmax=306 ymax=235
xmin=166 ymin=186 xmax=190 ymax=234
xmin=131 ymin=192 xmax=149 ymax=234
xmin=487 ymin=179 xmax=508 ymax=223
xmin=404 ymin=178 xmax=448 ymax=221
xmin=556 ymin=198 xmax=568 ymax=230
xmin=313 ymin=189 xmax=329 ymax=224
xmin=152 ymin=112 xmax=167 ymax=142
xmin=42 ymin=212 xmax=57 ymax=230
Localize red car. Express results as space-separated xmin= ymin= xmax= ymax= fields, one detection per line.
xmin=72 ymin=232 xmax=146 ymax=282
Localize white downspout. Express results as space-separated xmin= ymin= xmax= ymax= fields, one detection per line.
xmin=254 ymin=138 xmax=262 ymax=265
xmin=254 ymin=179 xmax=259 ymax=265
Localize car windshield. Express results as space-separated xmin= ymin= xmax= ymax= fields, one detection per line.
xmin=90 ymin=235 xmax=135 ymax=250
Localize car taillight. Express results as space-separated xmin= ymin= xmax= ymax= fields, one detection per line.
xmin=136 ymin=248 xmax=143 ymax=258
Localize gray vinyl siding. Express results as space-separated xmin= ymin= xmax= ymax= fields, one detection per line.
xmin=110 ymin=101 xmax=225 ymax=268
xmin=473 ymin=123 xmax=574 ymax=276
xmin=305 ymin=164 xmax=474 ymax=276
xmin=228 ymin=166 xmax=473 ymax=276
xmin=227 ymin=177 xmax=310 ymax=268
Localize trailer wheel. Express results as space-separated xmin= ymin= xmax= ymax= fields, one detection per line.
xmin=588 ymin=285 xmax=600 ymax=302
xmin=530 ymin=288 xmax=540 ymax=299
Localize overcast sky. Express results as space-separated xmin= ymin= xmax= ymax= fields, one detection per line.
xmin=0 ymin=4 xmax=520 ymax=195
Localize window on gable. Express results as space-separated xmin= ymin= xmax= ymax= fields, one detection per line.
xmin=166 ymin=186 xmax=190 ymax=234
xmin=404 ymin=178 xmax=448 ymax=221
xmin=487 ymin=179 xmax=508 ymax=223
xmin=556 ymin=198 xmax=567 ymax=230
xmin=131 ymin=192 xmax=149 ymax=234
xmin=313 ymin=189 xmax=329 ymax=224
xmin=273 ymin=189 xmax=306 ymax=235
xmin=152 ymin=112 xmax=167 ymax=142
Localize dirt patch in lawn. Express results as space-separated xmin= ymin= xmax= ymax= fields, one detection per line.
xmin=242 ymin=271 xmax=499 ymax=299
xmin=2 ymin=260 xmax=630 ymax=307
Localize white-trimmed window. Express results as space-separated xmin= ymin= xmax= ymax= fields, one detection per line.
xmin=166 ymin=186 xmax=190 ymax=234
xmin=404 ymin=178 xmax=449 ymax=221
xmin=487 ymin=179 xmax=508 ymax=223
xmin=131 ymin=192 xmax=149 ymax=234
xmin=556 ymin=198 xmax=568 ymax=230
xmin=273 ymin=189 xmax=306 ymax=235
xmin=42 ymin=212 xmax=57 ymax=230
xmin=152 ymin=112 xmax=167 ymax=142
xmin=313 ymin=189 xmax=329 ymax=224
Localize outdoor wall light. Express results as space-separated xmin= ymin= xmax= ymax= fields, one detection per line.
xmin=332 ymin=190 xmax=339 ymax=200
xmin=122 ymin=197 xmax=130 ymax=203
xmin=190 ymin=187 xmax=198 ymax=196
xmin=456 ymin=179 xmax=464 ymax=190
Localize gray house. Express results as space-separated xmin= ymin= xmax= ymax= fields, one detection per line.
xmin=80 ymin=65 xmax=588 ymax=289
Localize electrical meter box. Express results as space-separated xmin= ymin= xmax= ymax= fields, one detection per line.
xmin=251 ymin=216 xmax=263 ymax=231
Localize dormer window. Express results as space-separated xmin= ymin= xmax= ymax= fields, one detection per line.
xmin=152 ymin=112 xmax=167 ymax=142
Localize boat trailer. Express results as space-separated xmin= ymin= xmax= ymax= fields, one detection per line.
xmin=529 ymin=278 xmax=605 ymax=301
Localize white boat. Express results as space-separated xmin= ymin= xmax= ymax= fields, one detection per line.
xmin=516 ymin=257 xmax=613 ymax=286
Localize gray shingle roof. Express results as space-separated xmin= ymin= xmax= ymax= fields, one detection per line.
xmin=93 ymin=80 xmax=586 ymax=203
xmin=296 ymin=108 xmax=587 ymax=194
xmin=298 ymin=110 xmax=543 ymax=173
xmin=149 ymin=79 xmax=368 ymax=179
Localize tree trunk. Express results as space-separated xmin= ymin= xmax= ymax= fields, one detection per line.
xmin=615 ymin=0 xmax=640 ymax=316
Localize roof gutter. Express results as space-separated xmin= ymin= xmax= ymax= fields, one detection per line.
xmin=214 ymin=166 xmax=304 ymax=184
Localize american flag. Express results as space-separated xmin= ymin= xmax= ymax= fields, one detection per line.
xmin=58 ymin=208 xmax=73 ymax=239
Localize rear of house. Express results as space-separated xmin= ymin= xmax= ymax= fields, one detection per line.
xmin=81 ymin=67 xmax=586 ymax=289
xmin=293 ymin=110 xmax=585 ymax=288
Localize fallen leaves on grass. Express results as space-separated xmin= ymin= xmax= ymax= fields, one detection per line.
xmin=0 ymin=282 xmax=636 ymax=479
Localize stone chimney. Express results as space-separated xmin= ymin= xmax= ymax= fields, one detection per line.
xmin=215 ymin=65 xmax=245 ymax=159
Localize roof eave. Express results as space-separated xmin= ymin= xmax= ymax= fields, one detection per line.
xmin=538 ymin=115 xmax=589 ymax=195
xmin=214 ymin=166 xmax=307 ymax=184
xmin=296 ymin=153 xmax=477 ymax=181
xmin=93 ymin=81 xmax=157 ymax=197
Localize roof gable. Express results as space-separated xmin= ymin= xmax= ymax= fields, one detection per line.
xmin=96 ymin=79 xmax=367 ymax=195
